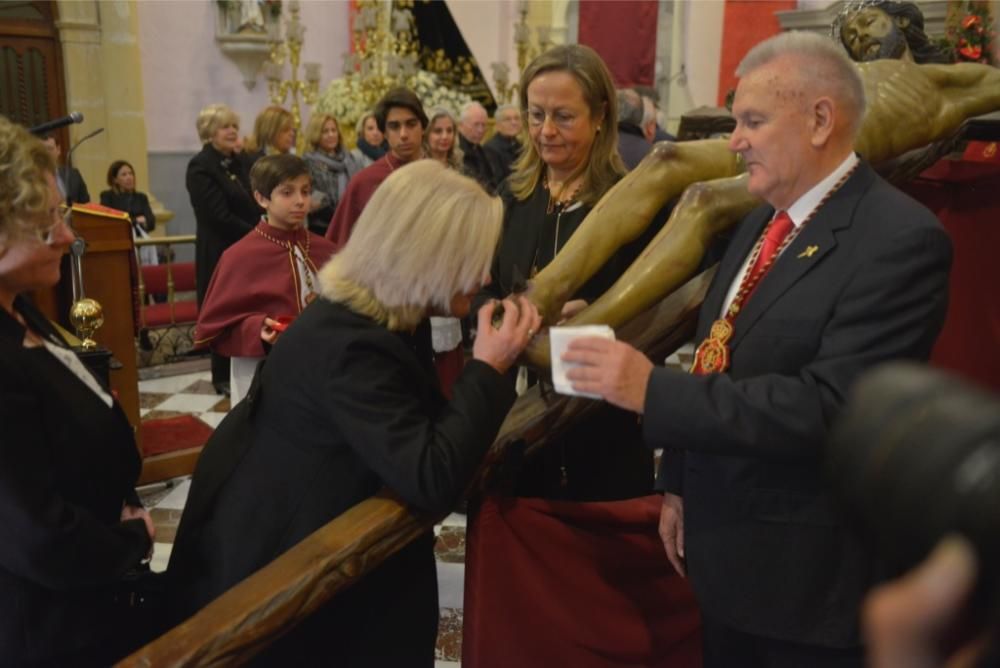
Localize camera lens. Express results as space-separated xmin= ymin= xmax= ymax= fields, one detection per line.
xmin=827 ymin=363 xmax=1000 ymax=607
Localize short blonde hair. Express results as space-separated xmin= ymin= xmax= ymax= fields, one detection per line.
xmin=0 ymin=116 xmax=56 ymax=243
xmin=304 ymin=113 xmax=341 ymax=153
xmin=196 ymin=103 xmax=240 ymax=144
xmin=246 ymin=105 xmax=293 ymax=154
xmin=319 ymin=160 xmax=502 ymax=330
xmin=355 ymin=111 xmax=376 ymax=138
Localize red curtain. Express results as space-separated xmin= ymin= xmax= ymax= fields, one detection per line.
xmin=718 ymin=0 xmax=796 ymax=105
xmin=903 ymin=150 xmax=1000 ymax=393
xmin=463 ymin=495 xmax=702 ymax=668
xmin=578 ymin=1 xmax=659 ymax=87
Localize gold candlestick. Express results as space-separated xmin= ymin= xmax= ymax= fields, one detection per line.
xmin=264 ymin=0 xmax=321 ymax=152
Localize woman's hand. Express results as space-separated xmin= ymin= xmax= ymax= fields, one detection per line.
xmin=558 ymin=299 xmax=588 ymax=324
xmin=135 ymin=215 xmax=148 ymax=230
xmin=474 ymin=296 xmax=542 ymax=375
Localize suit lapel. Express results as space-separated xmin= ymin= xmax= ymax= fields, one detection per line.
xmin=698 ymin=206 xmax=772 ymax=338
xmin=729 ymin=163 xmax=876 ymax=349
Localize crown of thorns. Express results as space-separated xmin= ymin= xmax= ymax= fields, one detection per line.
xmin=831 ymin=0 xmax=888 ymax=40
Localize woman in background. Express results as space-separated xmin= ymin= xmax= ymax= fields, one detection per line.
xmin=301 ymin=113 xmax=361 ymax=236
xmin=423 ymin=107 xmax=466 ymax=397
xmin=349 ymin=111 xmax=387 ymax=168
xmin=245 ymin=105 xmax=296 ymax=167
xmin=187 ymin=103 xmax=259 ymax=396
xmin=0 ymin=116 xmax=154 ymax=666
xmin=424 ymin=107 xmax=463 ymax=172
xmin=100 ymin=159 xmax=158 ymax=265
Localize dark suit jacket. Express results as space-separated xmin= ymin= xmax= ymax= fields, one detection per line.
xmin=58 ymin=165 xmax=90 ymax=205
xmin=645 ymin=161 xmax=952 ymax=647
xmin=167 ymin=299 xmax=515 ymax=666
xmin=0 ymin=297 xmax=150 ymax=665
xmin=186 ymin=144 xmax=259 ymax=304
xmin=100 ymin=189 xmax=156 ymax=233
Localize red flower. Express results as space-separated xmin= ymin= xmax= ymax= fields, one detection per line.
xmin=962 ymin=14 xmax=982 ymax=30
xmin=959 ymin=44 xmax=983 ymax=60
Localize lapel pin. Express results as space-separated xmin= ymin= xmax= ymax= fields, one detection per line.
xmin=798 ymin=245 xmax=819 ymax=259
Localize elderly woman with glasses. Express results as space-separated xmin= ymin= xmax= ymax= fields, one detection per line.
xmin=0 ymin=117 xmax=156 ymax=665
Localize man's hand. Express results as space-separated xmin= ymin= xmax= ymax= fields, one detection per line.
xmin=558 ymin=299 xmax=588 ymax=324
xmin=562 ymin=338 xmax=653 ymax=412
xmin=121 ymin=505 xmax=155 ymax=559
xmin=864 ymin=536 xmax=987 ymax=668
xmin=261 ymin=317 xmax=280 ymax=344
xmin=659 ymin=492 xmax=686 ymax=577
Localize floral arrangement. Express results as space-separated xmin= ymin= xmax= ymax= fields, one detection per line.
xmin=940 ymin=1 xmax=996 ymax=64
xmin=314 ymin=69 xmax=473 ymax=144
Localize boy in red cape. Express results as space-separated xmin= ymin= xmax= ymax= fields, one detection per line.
xmin=195 ymin=154 xmax=336 ymax=403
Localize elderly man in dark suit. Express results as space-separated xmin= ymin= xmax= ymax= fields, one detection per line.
xmin=563 ymin=31 xmax=951 ymax=667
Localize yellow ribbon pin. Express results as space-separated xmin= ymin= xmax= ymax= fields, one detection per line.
xmin=798 ymin=245 xmax=819 ymax=259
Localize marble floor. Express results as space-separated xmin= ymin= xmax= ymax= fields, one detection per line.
xmin=136 ymin=342 xmax=695 ymax=665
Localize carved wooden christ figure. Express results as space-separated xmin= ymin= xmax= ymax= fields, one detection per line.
xmin=519 ymin=58 xmax=1000 ymax=368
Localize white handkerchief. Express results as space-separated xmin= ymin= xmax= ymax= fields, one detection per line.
xmin=550 ymin=325 xmax=615 ymax=399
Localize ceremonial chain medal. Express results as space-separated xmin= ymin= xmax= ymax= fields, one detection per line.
xmin=690 ymin=163 xmax=859 ymax=375
xmin=254 ymin=222 xmax=320 ymax=305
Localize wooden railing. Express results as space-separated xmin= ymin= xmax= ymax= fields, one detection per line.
xmin=118 ymin=268 xmax=715 ymax=667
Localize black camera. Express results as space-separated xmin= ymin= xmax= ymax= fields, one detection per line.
xmin=827 ymin=362 xmax=1000 ymax=613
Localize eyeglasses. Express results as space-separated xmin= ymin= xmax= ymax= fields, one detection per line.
xmin=35 ymin=203 xmax=72 ymax=245
xmin=526 ymin=108 xmax=580 ymax=130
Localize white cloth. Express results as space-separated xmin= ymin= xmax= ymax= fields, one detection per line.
xmin=231 ymin=356 xmax=263 ymax=405
xmin=430 ymin=316 xmax=462 ymax=353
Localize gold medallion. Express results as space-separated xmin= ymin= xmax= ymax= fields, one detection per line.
xmin=690 ymin=318 xmax=734 ymax=375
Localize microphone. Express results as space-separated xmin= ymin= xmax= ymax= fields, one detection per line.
xmin=29 ymin=111 xmax=84 ymax=135
xmin=64 ymin=127 xmax=103 ymax=209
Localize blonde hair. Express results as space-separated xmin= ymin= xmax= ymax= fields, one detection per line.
xmin=304 ymin=113 xmax=341 ymax=153
xmin=196 ymin=103 xmax=240 ymax=144
xmin=424 ymin=107 xmax=464 ymax=171
xmin=246 ymin=105 xmax=294 ymax=154
xmin=319 ymin=160 xmax=502 ymax=331
xmin=509 ymin=44 xmax=625 ymax=206
xmin=0 ymin=117 xmax=56 ymax=243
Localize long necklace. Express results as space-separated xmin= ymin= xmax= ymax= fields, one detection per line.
xmin=690 ymin=163 xmax=859 ymax=375
xmin=254 ymin=222 xmax=319 ymax=304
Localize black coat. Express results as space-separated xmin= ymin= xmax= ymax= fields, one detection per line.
xmin=100 ymin=189 xmax=156 ymax=233
xmin=483 ymin=133 xmax=521 ymax=184
xmin=477 ymin=181 xmax=668 ymax=501
xmin=649 ymin=162 xmax=953 ymax=647
xmin=459 ymin=134 xmax=500 ymax=194
xmin=57 ymin=166 xmax=90 ymax=205
xmin=186 ymin=144 xmax=259 ymax=304
xmin=0 ymin=297 xmax=151 ymax=666
xmin=167 ymin=299 xmax=515 ymax=666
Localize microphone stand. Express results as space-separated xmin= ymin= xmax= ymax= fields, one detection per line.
xmin=63 ymin=127 xmax=104 ymax=303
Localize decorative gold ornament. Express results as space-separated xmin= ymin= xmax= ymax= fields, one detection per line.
xmin=262 ymin=0 xmax=322 ymax=153
xmin=69 ymin=298 xmax=104 ymax=351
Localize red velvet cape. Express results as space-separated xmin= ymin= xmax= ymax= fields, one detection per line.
xmin=325 ymin=152 xmax=404 ymax=252
xmin=195 ymin=220 xmax=335 ymax=357
xmin=463 ymin=495 xmax=702 ymax=668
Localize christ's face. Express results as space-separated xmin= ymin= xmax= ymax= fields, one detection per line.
xmin=840 ymin=7 xmax=910 ymax=62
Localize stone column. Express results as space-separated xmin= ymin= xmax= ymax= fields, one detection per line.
xmin=55 ymin=0 xmax=173 ymax=228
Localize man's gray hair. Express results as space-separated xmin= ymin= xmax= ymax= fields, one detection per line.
xmin=737 ymin=31 xmax=867 ymax=136
xmin=617 ymin=89 xmax=644 ymax=127
xmin=494 ymin=103 xmax=518 ymax=120
xmin=460 ymin=101 xmax=487 ymax=122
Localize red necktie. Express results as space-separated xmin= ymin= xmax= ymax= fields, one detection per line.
xmin=748 ymin=210 xmax=795 ymax=282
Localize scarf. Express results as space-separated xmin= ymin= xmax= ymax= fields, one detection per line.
xmin=356 ymin=137 xmax=388 ymax=162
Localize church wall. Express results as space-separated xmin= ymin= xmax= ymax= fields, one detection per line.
xmin=137 ymin=0 xmax=350 ymax=237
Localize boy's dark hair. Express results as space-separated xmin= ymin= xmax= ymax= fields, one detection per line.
xmin=250 ymin=153 xmax=310 ymax=200
xmin=373 ymin=87 xmax=428 ymax=134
